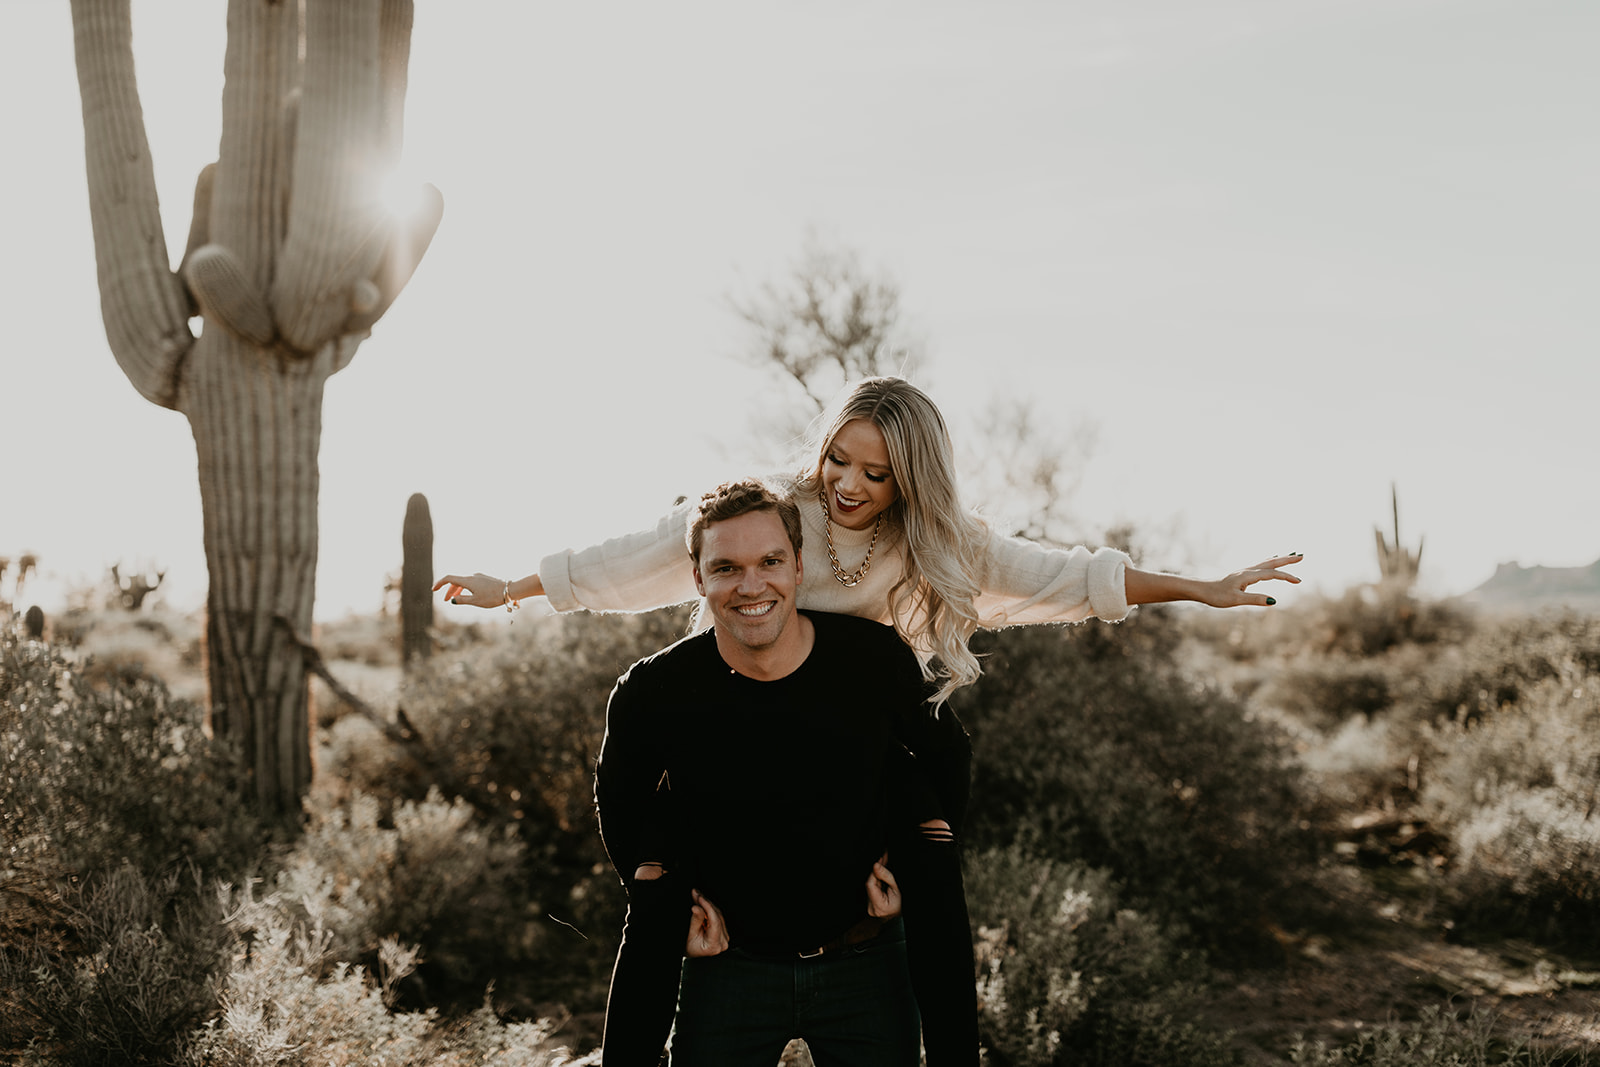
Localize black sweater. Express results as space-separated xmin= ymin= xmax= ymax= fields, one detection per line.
xmin=596 ymin=611 xmax=978 ymax=1063
xmin=598 ymin=611 xmax=923 ymax=951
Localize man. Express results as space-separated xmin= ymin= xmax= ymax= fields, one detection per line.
xmin=594 ymin=478 xmax=974 ymax=1066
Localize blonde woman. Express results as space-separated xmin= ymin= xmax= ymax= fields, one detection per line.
xmin=439 ymin=375 xmax=1300 ymax=702
xmin=438 ymin=375 xmax=1300 ymax=1066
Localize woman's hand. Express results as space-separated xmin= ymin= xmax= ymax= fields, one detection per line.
xmin=1126 ymin=554 xmax=1303 ymax=609
xmin=866 ymin=855 xmax=902 ymax=919
xmin=686 ymin=889 xmax=729 ymax=957
xmin=434 ymin=572 xmax=509 ymax=607
xmin=1199 ymin=553 xmax=1304 ymax=608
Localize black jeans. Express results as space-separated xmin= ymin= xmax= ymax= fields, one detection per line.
xmin=669 ymin=919 xmax=920 ymax=1067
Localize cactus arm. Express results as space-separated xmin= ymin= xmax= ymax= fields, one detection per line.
xmin=377 ymin=0 xmax=414 ymax=165
xmin=272 ymin=0 xmax=388 ymax=353
xmin=175 ymin=162 xmax=215 ymax=318
xmin=347 ymin=182 xmax=444 ymax=336
xmin=346 ymin=0 xmax=440 ymax=339
xmin=212 ymin=2 xmax=299 ymax=280
xmin=183 ymin=244 xmax=276 ymax=344
xmin=69 ymin=0 xmax=195 ymax=411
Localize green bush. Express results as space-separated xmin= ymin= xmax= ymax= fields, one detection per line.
xmin=955 ymin=611 xmax=1314 ymax=960
xmin=1421 ymin=672 xmax=1600 ymax=939
xmin=320 ymin=607 xmax=695 ymax=1012
xmin=1253 ymin=655 xmax=1394 ymax=732
xmin=0 ymin=631 xmax=274 ymax=1064
xmin=282 ymin=788 xmax=527 ymax=993
xmin=1287 ymin=1004 xmax=1586 ymax=1066
xmin=0 ymin=864 xmax=230 ymax=1066
xmin=188 ymin=879 xmax=595 ymax=1066
xmin=1 ymin=632 xmax=275 ymax=881
xmin=1397 ymin=614 xmax=1600 ymax=730
xmin=1297 ymin=586 xmax=1472 ymax=658
xmin=965 ymin=843 xmax=1235 ymax=1067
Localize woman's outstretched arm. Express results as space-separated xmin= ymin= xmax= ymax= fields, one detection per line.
xmin=1124 ymin=553 xmax=1304 ymax=608
xmin=435 ymin=497 xmax=700 ymax=613
xmin=433 ymin=571 xmax=544 ymax=607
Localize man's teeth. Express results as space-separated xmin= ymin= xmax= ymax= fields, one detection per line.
xmin=736 ymin=602 xmax=775 ymax=617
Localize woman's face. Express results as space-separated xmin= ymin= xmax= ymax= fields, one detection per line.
xmin=821 ymin=418 xmax=899 ymax=531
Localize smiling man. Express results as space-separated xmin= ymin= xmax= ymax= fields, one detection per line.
xmin=594 ymin=478 xmax=951 ymax=1066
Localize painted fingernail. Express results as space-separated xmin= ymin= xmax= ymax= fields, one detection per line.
xmin=1266 ymin=597 xmax=1277 ymax=606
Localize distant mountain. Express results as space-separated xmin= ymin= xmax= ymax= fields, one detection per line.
xmin=1458 ymin=557 xmax=1600 ymax=614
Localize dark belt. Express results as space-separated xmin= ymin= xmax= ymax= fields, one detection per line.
xmin=796 ymin=915 xmax=887 ymax=959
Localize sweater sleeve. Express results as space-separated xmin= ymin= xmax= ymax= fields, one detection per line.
xmin=595 ymin=666 xmax=668 ymax=883
xmin=539 ymin=498 xmax=700 ymax=614
xmin=971 ymin=527 xmax=1132 ymax=627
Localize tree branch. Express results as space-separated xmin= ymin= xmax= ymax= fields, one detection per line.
xmin=272 ymin=615 xmax=434 ymax=759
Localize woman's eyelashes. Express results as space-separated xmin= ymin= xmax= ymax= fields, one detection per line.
xmin=828 ymin=453 xmax=890 ymax=483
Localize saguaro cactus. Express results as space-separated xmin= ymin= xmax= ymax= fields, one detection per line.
xmin=70 ymin=0 xmax=443 ymax=816
xmin=1374 ymin=483 xmax=1423 ymax=588
xmin=401 ymin=492 xmax=433 ymax=666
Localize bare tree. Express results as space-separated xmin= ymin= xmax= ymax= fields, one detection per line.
xmin=731 ymin=236 xmax=921 ymax=419
xmin=734 ymin=237 xmax=1093 ymax=543
xmin=70 ymin=0 xmax=442 ymax=816
xmin=964 ymin=396 xmax=1098 ymax=547
xmin=109 ymin=562 xmax=166 ymax=611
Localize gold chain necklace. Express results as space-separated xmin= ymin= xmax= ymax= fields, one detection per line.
xmin=820 ymin=489 xmax=884 ymax=587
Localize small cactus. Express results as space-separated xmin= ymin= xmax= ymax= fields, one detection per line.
xmin=1374 ymin=483 xmax=1423 ymax=588
xmin=401 ymin=492 xmax=434 ymax=665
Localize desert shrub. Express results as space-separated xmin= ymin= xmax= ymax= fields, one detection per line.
xmin=1287 ymin=1004 xmax=1586 ymax=1066
xmin=955 ymin=611 xmax=1313 ymax=960
xmin=1189 ymin=585 xmax=1469 ymax=670
xmin=0 ymin=632 xmax=276 ymax=882
xmin=187 ymin=879 xmax=595 ymax=1066
xmin=0 ymin=633 xmax=280 ymax=1064
xmin=1396 ymin=613 xmax=1600 ymax=730
xmin=1421 ymin=672 xmax=1600 ymax=940
xmin=1291 ymin=712 xmax=1409 ymax=817
xmin=0 ymin=864 xmax=231 ymax=1066
xmin=966 ymin=843 xmax=1235 ymax=1067
xmin=279 ymin=788 xmax=527 ymax=995
xmin=1295 ymin=586 xmax=1473 ymax=658
xmin=318 ymin=607 xmax=695 ymax=1011
xmin=1252 ymin=655 xmax=1394 ymax=732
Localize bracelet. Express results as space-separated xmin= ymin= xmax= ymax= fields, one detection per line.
xmin=503 ymin=579 xmax=521 ymax=615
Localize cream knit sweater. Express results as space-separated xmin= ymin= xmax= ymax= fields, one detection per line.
xmin=538 ymin=479 xmax=1132 ymax=631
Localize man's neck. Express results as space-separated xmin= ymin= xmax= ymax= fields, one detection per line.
xmin=715 ymin=612 xmax=816 ymax=681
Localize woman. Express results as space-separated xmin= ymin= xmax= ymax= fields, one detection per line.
xmin=437 ymin=376 xmax=1301 ymax=1063
xmin=437 ymin=375 xmax=1301 ymax=701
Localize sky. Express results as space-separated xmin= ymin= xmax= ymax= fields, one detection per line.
xmin=4 ymin=0 xmax=1596 ymax=623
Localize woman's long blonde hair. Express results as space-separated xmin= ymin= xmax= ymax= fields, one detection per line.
xmin=795 ymin=376 xmax=990 ymax=703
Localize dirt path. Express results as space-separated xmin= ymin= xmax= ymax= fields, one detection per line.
xmin=1204 ymin=866 xmax=1600 ymax=1063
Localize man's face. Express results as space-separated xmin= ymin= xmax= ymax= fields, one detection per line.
xmin=692 ymin=509 xmax=804 ymax=654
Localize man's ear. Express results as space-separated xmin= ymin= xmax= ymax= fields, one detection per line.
xmin=692 ymin=564 xmax=705 ymax=596
xmin=794 ymin=552 xmax=803 ymax=587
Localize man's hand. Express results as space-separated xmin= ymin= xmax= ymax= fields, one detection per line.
xmin=687 ymin=889 xmax=729 ymax=957
xmin=866 ymin=854 xmax=902 ymax=919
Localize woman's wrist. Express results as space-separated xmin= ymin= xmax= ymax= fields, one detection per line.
xmin=1124 ymin=567 xmax=1206 ymax=607
xmin=505 ymin=574 xmax=545 ymax=603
